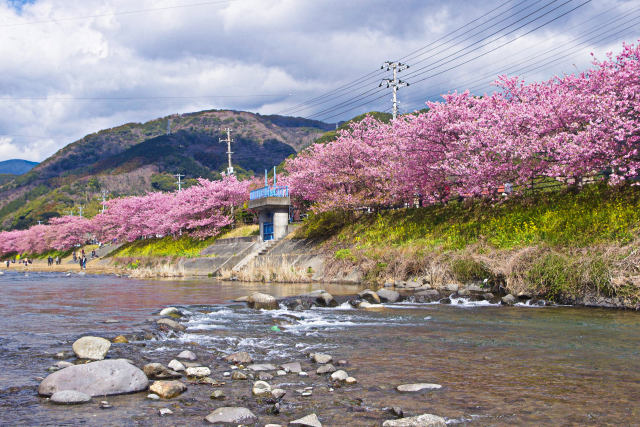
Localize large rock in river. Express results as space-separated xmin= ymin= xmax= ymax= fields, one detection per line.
xmin=72 ymin=336 xmax=111 ymax=360
xmin=224 ymin=351 xmax=253 ymax=364
xmin=157 ymin=318 xmax=186 ymax=331
xmin=149 ymin=380 xmax=187 ymax=399
xmin=377 ymin=288 xmax=400 ymax=303
xmin=315 ymin=292 xmax=338 ymax=307
xmin=38 ymin=359 xmax=148 ymax=397
xmin=382 ymin=413 xmax=446 ymax=427
xmin=358 ymin=289 xmax=381 ymax=304
xmin=50 ymin=390 xmax=92 ymax=404
xmin=247 ymin=292 xmax=279 ymax=310
xmin=205 ymin=407 xmax=258 ymax=425
xmin=143 ymin=363 xmax=182 ymax=379
xmin=290 ymin=413 xmax=323 ymax=427
xmin=397 ymin=383 xmax=442 ymax=392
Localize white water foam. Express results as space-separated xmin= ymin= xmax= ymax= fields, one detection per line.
xmin=448 ymin=295 xmax=500 ymax=307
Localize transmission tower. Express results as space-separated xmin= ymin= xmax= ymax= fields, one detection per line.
xmin=380 ymin=61 xmax=410 ymax=120
xmin=220 ymin=128 xmax=234 ymax=175
xmin=174 ymin=173 xmax=185 ymax=191
xmin=101 ymin=190 xmax=109 ymax=213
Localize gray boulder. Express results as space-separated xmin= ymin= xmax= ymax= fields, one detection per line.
xmin=289 ymin=413 xmax=322 ymax=427
xmin=377 ymin=289 xmax=400 ymax=303
xmin=501 ymin=294 xmax=516 ymax=305
xmin=50 ymin=390 xmax=91 ymax=404
xmin=157 ymin=318 xmax=186 ymax=331
xmin=167 ymin=359 xmax=186 ymax=372
xmin=39 ymin=359 xmax=148 ymax=397
xmin=358 ymin=289 xmax=381 ymax=304
xmin=72 ymin=336 xmax=111 ymax=360
xmin=177 ymin=350 xmax=197 ymax=360
xmin=444 ymin=283 xmax=459 ymax=292
xmin=248 ymin=363 xmax=277 ymax=371
xmin=143 ymin=363 xmax=182 ymax=379
xmin=382 ymin=414 xmax=446 ymax=427
xmin=252 ymin=380 xmax=271 ymax=396
xmin=149 ymin=380 xmax=187 ymax=399
xmin=224 ymin=351 xmax=253 ymax=364
xmin=330 ymin=370 xmax=348 ymax=382
xmin=311 ymin=353 xmax=332 ymax=364
xmin=186 ymin=366 xmax=211 ymax=377
xmin=247 ymin=292 xmax=279 ymax=310
xmin=397 ymin=383 xmax=442 ymax=392
xmin=316 ymin=364 xmax=336 ymax=375
xmin=159 ymin=307 xmax=182 ymax=317
xmin=280 ymin=362 xmax=302 ymax=373
xmin=205 ymin=407 xmax=258 ymax=425
xmin=315 ymin=292 xmax=338 ymax=307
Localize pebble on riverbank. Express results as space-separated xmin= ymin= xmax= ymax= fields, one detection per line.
xmin=382 ymin=413 xmax=446 ymax=427
xmin=72 ymin=336 xmax=111 ymax=360
xmin=149 ymin=380 xmax=187 ymax=399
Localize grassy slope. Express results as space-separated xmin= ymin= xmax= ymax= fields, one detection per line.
xmin=110 ymin=225 xmax=258 ymax=258
xmin=296 ymin=184 xmax=640 ymax=304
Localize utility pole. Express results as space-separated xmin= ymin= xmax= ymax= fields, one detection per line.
xmin=37 ymin=220 xmax=42 ymax=225
xmin=380 ymin=61 xmax=410 ymax=120
xmin=101 ymin=190 xmax=108 ymax=213
xmin=174 ymin=173 xmax=185 ymax=191
xmin=167 ymin=118 xmax=171 ymax=135
xmin=77 ymin=205 xmax=84 ymax=217
xmin=220 ymin=128 xmax=234 ymax=175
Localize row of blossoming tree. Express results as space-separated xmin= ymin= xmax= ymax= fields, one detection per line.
xmin=285 ymin=41 xmax=640 ymax=211
xmin=0 ymin=176 xmax=250 ymax=255
xmin=2 ymin=42 xmax=639 ymax=256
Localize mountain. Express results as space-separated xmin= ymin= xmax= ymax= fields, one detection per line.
xmin=0 ymin=159 xmax=38 ymax=175
xmin=0 ymin=109 xmax=333 ymax=230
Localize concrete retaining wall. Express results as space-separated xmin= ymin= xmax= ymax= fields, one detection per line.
xmin=181 ymin=237 xmax=257 ymax=276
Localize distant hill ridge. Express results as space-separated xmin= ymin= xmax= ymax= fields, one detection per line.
xmin=0 ymin=159 xmax=38 ymax=175
xmin=0 ymin=109 xmax=333 ymax=230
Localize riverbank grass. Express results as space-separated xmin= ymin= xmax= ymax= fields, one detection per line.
xmin=296 ymin=184 xmax=640 ymax=303
xmin=110 ymin=225 xmax=259 ymax=258
xmin=297 ymin=183 xmax=640 ymax=250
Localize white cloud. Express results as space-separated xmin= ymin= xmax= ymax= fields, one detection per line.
xmin=0 ymin=0 xmax=637 ymax=161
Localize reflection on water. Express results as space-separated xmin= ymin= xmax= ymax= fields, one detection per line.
xmin=1 ymin=271 xmax=640 ymax=425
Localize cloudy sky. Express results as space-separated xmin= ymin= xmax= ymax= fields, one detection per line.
xmin=0 ymin=0 xmax=638 ymax=162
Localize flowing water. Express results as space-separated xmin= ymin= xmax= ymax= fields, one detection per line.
xmin=1 ymin=270 xmax=640 ymax=426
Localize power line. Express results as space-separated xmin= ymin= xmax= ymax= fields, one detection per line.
xmin=277 ymin=0 xmax=521 ymax=117
xmin=308 ymin=0 xmax=591 ymax=121
xmin=401 ymin=0 xmax=576 ymax=81
xmin=0 ymin=0 xmax=238 ymax=28
xmin=0 ymin=94 xmax=281 ymax=102
xmin=400 ymin=8 xmax=640 ymax=110
xmin=286 ymin=0 xmax=563 ymax=118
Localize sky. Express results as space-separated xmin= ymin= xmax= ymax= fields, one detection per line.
xmin=0 ymin=0 xmax=638 ymax=162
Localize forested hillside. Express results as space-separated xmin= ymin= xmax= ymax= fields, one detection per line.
xmin=0 ymin=109 xmax=333 ymax=230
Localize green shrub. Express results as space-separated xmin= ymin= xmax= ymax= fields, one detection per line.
xmin=450 ymin=257 xmax=493 ymax=283
xmin=526 ymin=253 xmax=613 ymax=302
xmin=334 ymin=248 xmax=356 ymax=261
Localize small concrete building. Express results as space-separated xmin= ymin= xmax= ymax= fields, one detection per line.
xmin=248 ymin=184 xmax=290 ymax=242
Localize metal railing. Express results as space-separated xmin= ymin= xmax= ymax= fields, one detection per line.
xmin=250 ymin=185 xmax=289 ymax=200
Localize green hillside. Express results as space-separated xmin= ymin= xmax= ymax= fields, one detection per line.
xmin=0 ymin=109 xmax=333 ymax=230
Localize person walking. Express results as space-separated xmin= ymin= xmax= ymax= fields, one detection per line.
xmin=55 ymin=256 xmax=60 ymax=265
xmin=5 ymin=260 xmax=9 ymax=268
xmin=47 ymin=256 xmax=52 ymax=266
xmin=82 ymin=256 xmax=87 ymax=270
xmin=73 ymin=251 xmax=77 ymax=262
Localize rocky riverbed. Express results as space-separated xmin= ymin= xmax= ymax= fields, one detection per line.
xmin=2 ymin=271 xmax=640 ymax=425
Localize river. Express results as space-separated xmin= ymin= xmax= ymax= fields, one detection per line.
xmin=1 ymin=270 xmax=639 ymax=426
